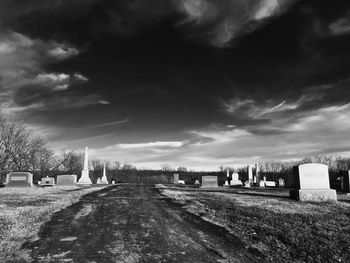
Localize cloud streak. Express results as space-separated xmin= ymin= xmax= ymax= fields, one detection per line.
xmin=0 ymin=31 xmax=100 ymax=115
xmin=175 ymin=0 xmax=297 ymax=46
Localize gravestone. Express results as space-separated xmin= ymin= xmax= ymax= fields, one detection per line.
xmin=77 ymin=146 xmax=92 ymax=185
xmin=194 ymin=180 xmax=200 ymax=185
xmin=259 ymin=176 xmax=266 ymax=187
xmin=178 ymin=180 xmax=185 ymax=185
xmin=56 ymin=174 xmax=77 ymax=186
xmin=265 ymin=181 xmax=276 ymax=187
xmin=40 ymin=176 xmax=55 ymax=186
xmin=340 ymin=171 xmax=350 ymax=193
xmin=173 ymin=174 xmax=179 ymax=184
xmin=6 ymin=172 xmax=33 ymax=187
xmin=278 ymin=178 xmax=285 ymax=187
xmin=100 ymin=163 xmax=108 ymax=184
xmin=243 ymin=181 xmax=251 ymax=188
xmin=290 ymin=163 xmax=337 ymax=201
xmin=255 ymin=163 xmax=261 ymax=186
xmin=201 ymin=176 xmax=218 ymax=188
xmin=247 ymin=165 xmax=253 ymax=186
xmin=224 ymin=180 xmax=230 ymax=187
xmin=230 ymin=172 xmax=241 ymax=187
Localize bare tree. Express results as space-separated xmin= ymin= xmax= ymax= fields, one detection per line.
xmin=177 ymin=166 xmax=188 ymax=172
xmin=161 ymin=164 xmax=172 ymax=172
xmin=0 ymin=116 xmax=54 ymax=181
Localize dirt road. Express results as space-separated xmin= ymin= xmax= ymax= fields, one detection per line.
xmin=29 ymin=185 xmax=257 ymax=262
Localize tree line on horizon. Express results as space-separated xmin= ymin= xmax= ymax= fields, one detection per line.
xmin=1 ymin=116 xmax=349 ymax=183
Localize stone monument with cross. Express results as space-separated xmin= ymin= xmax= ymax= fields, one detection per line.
xmin=77 ymin=146 xmax=92 ymax=185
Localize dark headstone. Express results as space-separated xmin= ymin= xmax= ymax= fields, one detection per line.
xmin=341 ymin=171 xmax=350 ymax=193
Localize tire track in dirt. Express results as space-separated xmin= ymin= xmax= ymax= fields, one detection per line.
xmin=29 ymin=185 xmax=258 ymax=262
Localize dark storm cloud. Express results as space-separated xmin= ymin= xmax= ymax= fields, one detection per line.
xmin=1 ymin=0 xmax=350 ymax=169
xmin=0 ymin=0 xmax=297 ymax=46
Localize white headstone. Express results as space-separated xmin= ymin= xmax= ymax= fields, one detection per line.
xmin=226 ymin=169 xmax=230 ymax=177
xmin=247 ymin=165 xmax=253 ymax=186
xmin=298 ymin=164 xmax=330 ymax=189
xmin=100 ymin=162 xmax=108 ymax=184
xmin=255 ymin=163 xmax=261 ymax=186
xmin=77 ymin=146 xmax=92 ymax=185
xmin=40 ymin=176 xmax=55 ymax=186
xmin=278 ymin=178 xmax=285 ymax=187
xmin=230 ymin=172 xmax=241 ymax=186
xmin=231 ymin=172 xmax=239 ymax=181
xmin=290 ymin=163 xmax=336 ymax=201
xmin=265 ymin=181 xmax=276 ymax=187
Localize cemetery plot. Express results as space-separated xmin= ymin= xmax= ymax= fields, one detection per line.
xmin=159 ymin=186 xmax=350 ymax=263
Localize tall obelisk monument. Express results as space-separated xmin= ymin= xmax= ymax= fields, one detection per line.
xmin=78 ymin=146 xmax=92 ymax=184
xmin=100 ymin=162 xmax=108 ymax=184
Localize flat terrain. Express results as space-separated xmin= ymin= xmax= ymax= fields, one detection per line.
xmin=0 ymin=186 xmax=106 ymax=262
xmin=160 ymin=186 xmax=350 ymax=263
xmin=29 ymin=185 xmax=257 ymax=262
xmin=1 ymin=185 xmax=349 ymax=262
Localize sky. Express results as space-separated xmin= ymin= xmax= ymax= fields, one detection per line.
xmin=1 ymin=0 xmax=350 ymax=170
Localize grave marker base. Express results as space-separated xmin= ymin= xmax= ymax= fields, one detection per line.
xmin=290 ymin=189 xmax=337 ymax=202
xmin=230 ymin=180 xmax=242 ymax=187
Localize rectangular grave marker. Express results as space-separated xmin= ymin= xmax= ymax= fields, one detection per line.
xmin=56 ymin=174 xmax=77 ymax=186
xmin=173 ymin=174 xmax=179 ymax=184
xmin=40 ymin=177 xmax=55 ymax=186
xmin=201 ymin=176 xmax=218 ymax=188
xmin=265 ymin=181 xmax=276 ymax=187
xmin=290 ymin=163 xmax=336 ymax=201
xmin=6 ymin=172 xmax=33 ymax=187
xmin=247 ymin=165 xmax=253 ymax=186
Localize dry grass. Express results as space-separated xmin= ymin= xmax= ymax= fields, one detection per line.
xmin=160 ymin=187 xmax=350 ymax=263
xmin=0 ymin=186 xmax=106 ymax=262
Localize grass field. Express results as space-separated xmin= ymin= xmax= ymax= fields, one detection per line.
xmin=159 ymin=186 xmax=350 ymax=263
xmin=0 ymin=186 xmax=106 ymax=262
